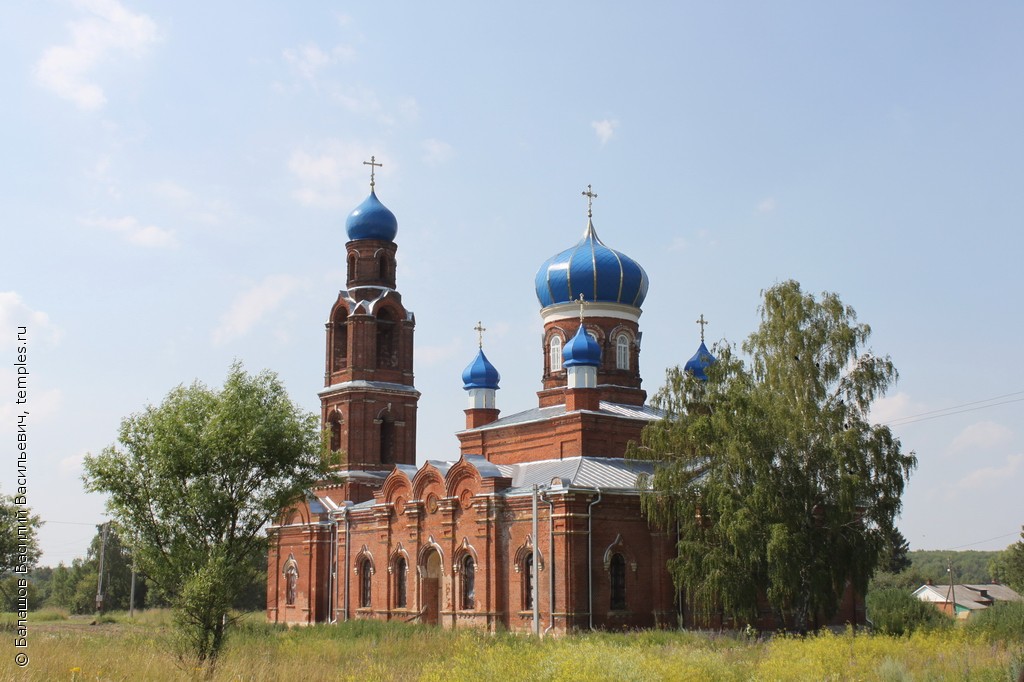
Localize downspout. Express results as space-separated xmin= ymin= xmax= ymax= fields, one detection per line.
xmin=587 ymin=488 xmax=602 ymax=630
xmin=532 ymin=484 xmax=540 ymax=636
xmin=329 ymin=515 xmax=338 ymax=624
xmin=343 ymin=505 xmax=351 ymax=622
xmin=543 ymin=489 xmax=556 ymax=637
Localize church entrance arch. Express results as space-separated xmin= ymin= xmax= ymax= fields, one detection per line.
xmin=421 ymin=548 xmax=442 ymax=626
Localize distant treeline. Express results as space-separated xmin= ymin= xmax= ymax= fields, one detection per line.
xmin=907 ymin=550 xmax=999 ymax=585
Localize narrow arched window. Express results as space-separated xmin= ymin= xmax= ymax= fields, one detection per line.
xmin=328 ymin=411 xmax=342 ymax=453
xmin=347 ymin=253 xmax=357 ymax=282
xmin=378 ymin=255 xmax=389 ymax=280
xmin=461 ymin=555 xmax=475 ymax=610
xmin=359 ymin=558 xmax=372 ymax=608
xmin=379 ymin=413 xmax=395 ymax=465
xmin=395 ymin=557 xmax=407 ymax=609
xmin=523 ymin=553 xmax=533 ymax=610
xmin=549 ymin=335 xmax=563 ymax=373
xmin=616 ymin=334 xmax=630 ymax=370
xmin=376 ymin=309 xmax=396 ymax=368
xmin=332 ymin=308 xmax=348 ymax=371
xmin=610 ymin=553 xmax=626 ymax=610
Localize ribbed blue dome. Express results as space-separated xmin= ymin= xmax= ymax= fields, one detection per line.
xmin=535 ymin=220 xmax=649 ymax=309
xmin=684 ymin=341 xmax=716 ymax=381
xmin=345 ymin=190 xmax=398 ymax=242
xmin=462 ymin=349 xmax=500 ymax=390
xmin=563 ymin=325 xmax=601 ymax=368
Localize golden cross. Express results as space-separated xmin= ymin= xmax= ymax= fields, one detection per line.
xmin=474 ymin=321 xmax=486 ymax=349
xmin=363 ymin=155 xmax=383 ymax=189
xmin=582 ymin=184 xmax=598 ymax=218
xmin=696 ymin=314 xmax=709 ymax=342
xmin=576 ymin=293 xmax=587 ymax=322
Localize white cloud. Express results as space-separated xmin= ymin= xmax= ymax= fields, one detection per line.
xmin=958 ymin=453 xmax=1024 ymax=490
xmin=212 ymin=275 xmax=305 ymax=346
xmin=283 ymin=43 xmax=355 ymax=84
xmin=668 ymin=236 xmax=688 ymax=252
xmin=287 ymin=141 xmax=390 ymax=208
xmin=0 ymin=293 xmax=61 ymax=351
xmin=591 ymin=119 xmax=619 ymax=145
xmin=82 ymin=215 xmax=177 ymax=248
xmin=756 ymin=198 xmax=777 ymax=214
xmin=870 ymin=391 xmax=925 ymax=425
xmin=422 ymin=138 xmax=453 ymax=166
xmin=948 ymin=420 xmax=1014 ymax=455
xmin=152 ymin=180 xmax=231 ymax=226
xmin=59 ymin=451 xmax=88 ymax=478
xmin=34 ymin=0 xmax=158 ymax=110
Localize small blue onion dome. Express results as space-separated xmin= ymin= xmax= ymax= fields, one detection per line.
xmin=535 ymin=219 xmax=649 ymax=309
xmin=345 ymin=190 xmax=398 ymax=242
xmin=563 ymin=325 xmax=601 ymax=368
xmin=684 ymin=341 xmax=716 ymax=381
xmin=462 ymin=349 xmax=500 ymax=390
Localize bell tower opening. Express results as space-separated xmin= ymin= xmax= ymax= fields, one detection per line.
xmin=331 ymin=307 xmax=348 ymax=372
xmin=376 ymin=308 xmax=396 ymax=369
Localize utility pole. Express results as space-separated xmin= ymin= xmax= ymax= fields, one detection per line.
xmin=95 ymin=522 xmax=110 ymax=615
xmin=946 ymin=559 xmax=957 ymax=619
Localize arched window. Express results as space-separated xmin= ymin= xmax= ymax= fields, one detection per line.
xmin=379 ymin=412 xmax=395 ymax=465
xmin=395 ymin=557 xmax=408 ymax=609
xmin=461 ymin=555 xmax=475 ymax=610
xmin=376 ymin=309 xmax=396 ymax=368
xmin=348 ymin=253 xmax=358 ymax=282
xmin=523 ymin=553 xmax=533 ymax=610
xmin=378 ymin=255 xmax=389 ymax=280
xmin=332 ymin=308 xmax=348 ymax=371
xmin=549 ymin=335 xmax=563 ymax=373
xmin=610 ymin=553 xmax=626 ymax=611
xmin=359 ymin=558 xmax=372 ymax=608
xmin=616 ymin=334 xmax=630 ymax=370
xmin=328 ymin=410 xmax=342 ymax=453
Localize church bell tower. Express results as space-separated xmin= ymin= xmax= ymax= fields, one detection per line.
xmin=320 ymin=158 xmax=418 ymax=498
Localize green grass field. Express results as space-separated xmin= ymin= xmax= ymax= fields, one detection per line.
xmin=2 ymin=610 xmax=1022 ymax=681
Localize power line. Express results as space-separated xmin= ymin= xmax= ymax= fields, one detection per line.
xmin=882 ymin=391 xmax=1024 ymax=427
xmin=946 ymin=531 xmax=1020 ymax=551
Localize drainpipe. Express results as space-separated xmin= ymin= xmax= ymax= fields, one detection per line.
xmin=587 ymin=488 xmax=603 ymax=630
xmin=343 ymin=504 xmax=352 ymax=622
xmin=329 ymin=515 xmax=338 ymax=624
xmin=532 ymin=484 xmax=540 ymax=636
xmin=543 ymin=489 xmax=556 ymax=637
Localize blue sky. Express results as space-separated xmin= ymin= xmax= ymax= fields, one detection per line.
xmin=3 ymin=1 xmax=1022 ymax=565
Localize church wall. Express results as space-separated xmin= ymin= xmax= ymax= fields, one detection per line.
xmin=459 ymin=412 xmax=647 ymax=465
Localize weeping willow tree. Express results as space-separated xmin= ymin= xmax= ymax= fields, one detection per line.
xmin=631 ymin=280 xmax=916 ymax=629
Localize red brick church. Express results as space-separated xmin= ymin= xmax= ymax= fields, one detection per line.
xmin=266 ymin=169 xmax=865 ymax=633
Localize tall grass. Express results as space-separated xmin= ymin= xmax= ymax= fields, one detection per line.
xmin=5 ymin=614 xmax=1021 ymax=681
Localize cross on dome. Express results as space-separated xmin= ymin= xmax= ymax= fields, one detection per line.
xmin=582 ymin=184 xmax=598 ymax=218
xmin=576 ymin=293 xmax=587 ymax=322
xmin=696 ymin=314 xmax=709 ymax=342
xmin=474 ymin=321 xmax=486 ymax=349
xmin=363 ymin=155 xmax=383 ymax=189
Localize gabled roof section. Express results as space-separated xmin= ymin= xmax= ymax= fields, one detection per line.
xmin=494 ymin=456 xmax=655 ymax=492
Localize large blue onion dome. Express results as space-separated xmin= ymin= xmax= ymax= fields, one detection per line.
xmin=535 ymin=219 xmax=649 ymax=309
xmin=462 ymin=349 xmax=500 ymax=390
xmin=345 ymin=190 xmax=398 ymax=242
xmin=684 ymin=341 xmax=716 ymax=381
xmin=563 ymin=325 xmax=601 ymax=368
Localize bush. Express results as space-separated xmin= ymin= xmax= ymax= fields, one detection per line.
xmin=965 ymin=600 xmax=1024 ymax=642
xmin=866 ymin=588 xmax=951 ymax=635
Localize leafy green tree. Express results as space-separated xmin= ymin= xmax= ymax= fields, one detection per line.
xmin=909 ymin=550 xmax=998 ymax=585
xmin=632 ymin=281 xmax=917 ymax=630
xmin=0 ymin=494 xmax=41 ymax=575
xmin=989 ymin=527 xmax=1024 ymax=592
xmin=0 ymin=494 xmax=41 ymax=610
xmin=84 ymin=363 xmax=326 ymax=664
xmin=866 ymin=588 xmax=950 ymax=635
